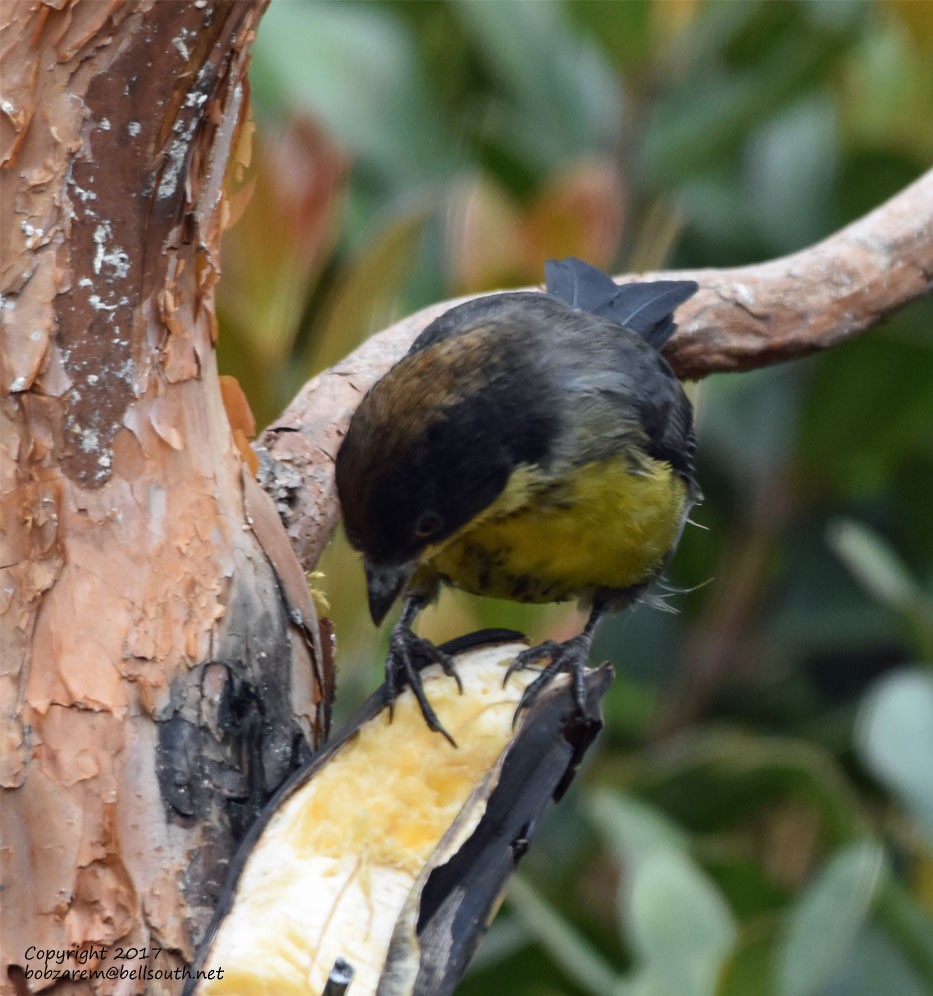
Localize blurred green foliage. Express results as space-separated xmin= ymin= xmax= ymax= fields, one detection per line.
xmin=217 ymin=0 xmax=933 ymax=992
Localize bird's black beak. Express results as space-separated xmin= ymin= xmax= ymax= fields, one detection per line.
xmin=364 ymin=559 xmax=414 ymax=626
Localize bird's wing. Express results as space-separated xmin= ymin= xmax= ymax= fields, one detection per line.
xmin=545 ymin=320 xmax=700 ymax=494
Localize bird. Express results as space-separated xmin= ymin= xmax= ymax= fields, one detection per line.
xmin=335 ymin=257 xmax=701 ymax=744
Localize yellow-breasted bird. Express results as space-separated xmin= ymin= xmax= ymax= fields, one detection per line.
xmin=336 ymin=258 xmax=701 ymax=743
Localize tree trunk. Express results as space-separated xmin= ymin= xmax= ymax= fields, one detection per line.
xmin=1 ymin=3 xmax=326 ymax=993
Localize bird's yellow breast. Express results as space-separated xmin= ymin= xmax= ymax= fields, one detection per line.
xmin=424 ymin=456 xmax=688 ymax=604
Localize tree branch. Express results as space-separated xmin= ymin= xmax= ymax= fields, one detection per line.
xmin=664 ymin=167 xmax=933 ymax=377
xmin=259 ymin=169 xmax=933 ymax=572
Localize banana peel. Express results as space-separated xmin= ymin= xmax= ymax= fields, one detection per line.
xmin=187 ymin=632 xmax=612 ymax=996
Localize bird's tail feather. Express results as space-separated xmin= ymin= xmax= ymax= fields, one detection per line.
xmin=545 ymin=256 xmax=698 ymax=350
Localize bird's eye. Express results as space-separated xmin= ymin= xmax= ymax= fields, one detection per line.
xmin=414 ymin=511 xmax=444 ymax=539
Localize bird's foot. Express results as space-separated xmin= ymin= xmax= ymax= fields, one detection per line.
xmin=504 ymin=634 xmax=594 ymax=725
xmin=386 ymin=621 xmax=463 ymax=746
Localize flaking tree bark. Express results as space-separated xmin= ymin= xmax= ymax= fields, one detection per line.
xmin=1 ymin=4 xmax=326 ymax=994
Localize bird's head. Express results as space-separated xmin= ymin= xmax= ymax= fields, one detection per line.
xmin=336 ymin=344 xmax=514 ymax=624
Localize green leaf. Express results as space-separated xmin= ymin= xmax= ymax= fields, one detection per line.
xmin=640 ymin=15 xmax=854 ymax=189
xmin=451 ymin=0 xmax=622 ymax=174
xmin=744 ymin=95 xmax=838 ymax=253
xmin=823 ymin=924 xmax=930 ymax=996
xmin=777 ymin=839 xmax=887 ymax=996
xmin=253 ymin=1 xmax=455 ymax=184
xmin=827 ymin=518 xmax=933 ymax=657
xmin=826 ymin=519 xmax=922 ymax=613
xmin=590 ymin=791 xmax=737 ymax=996
xmin=628 ymin=851 xmax=738 ymax=996
xmin=589 ymin=790 xmax=690 ymax=867
xmin=855 ymin=668 xmax=933 ymax=842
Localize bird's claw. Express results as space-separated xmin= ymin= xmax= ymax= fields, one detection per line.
xmin=504 ymin=635 xmax=593 ymax=727
xmin=386 ymin=623 xmax=461 ymax=746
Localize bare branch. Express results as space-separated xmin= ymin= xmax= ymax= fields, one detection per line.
xmin=664 ymin=167 xmax=933 ymax=378
xmin=259 ymin=169 xmax=933 ymax=572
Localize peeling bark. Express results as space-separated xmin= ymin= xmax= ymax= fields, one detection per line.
xmin=1 ymin=3 xmax=325 ymax=993
xmin=259 ymin=169 xmax=933 ymax=572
